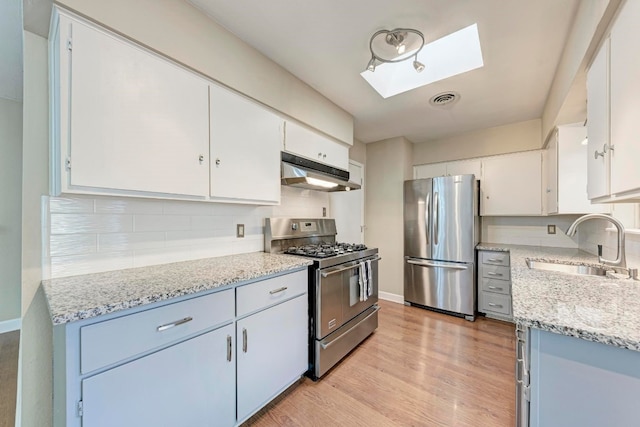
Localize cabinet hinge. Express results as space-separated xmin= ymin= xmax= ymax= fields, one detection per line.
xmin=65 ymin=157 xmax=71 ymax=171
xmin=77 ymin=400 xmax=83 ymax=417
xmin=67 ymin=39 xmax=72 ymax=51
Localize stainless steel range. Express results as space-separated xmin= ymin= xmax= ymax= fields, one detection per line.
xmin=265 ymin=218 xmax=380 ymax=379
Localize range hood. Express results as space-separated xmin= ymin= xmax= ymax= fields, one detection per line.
xmin=281 ymin=152 xmax=360 ymax=192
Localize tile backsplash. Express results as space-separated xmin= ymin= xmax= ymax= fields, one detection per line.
xmin=44 ymin=186 xmax=329 ymax=278
xmin=481 ymin=216 xmax=581 ymax=248
xmin=577 ymin=217 xmax=640 ymax=267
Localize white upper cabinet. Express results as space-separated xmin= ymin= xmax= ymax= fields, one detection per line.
xmin=53 ymin=12 xmax=209 ymax=198
xmin=209 ymin=84 xmax=282 ymax=204
xmin=414 ymin=159 xmax=481 ymax=179
xmin=444 ymin=159 xmax=482 ymax=178
xmin=481 ymin=151 xmax=542 ymax=216
xmin=283 ymin=121 xmax=349 ymax=170
xmin=414 ymin=163 xmax=447 ymax=179
xmin=547 ymin=125 xmax=608 ymax=215
xmin=586 ymin=37 xmax=610 ymax=200
xmin=609 ymin=0 xmax=640 ymax=197
xmin=587 ymin=0 xmax=640 ymax=202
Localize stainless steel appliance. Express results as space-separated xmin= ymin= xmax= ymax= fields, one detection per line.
xmin=403 ymin=175 xmax=479 ymax=320
xmin=265 ymin=218 xmax=380 ymax=379
xmin=281 ymin=152 xmax=361 ymax=192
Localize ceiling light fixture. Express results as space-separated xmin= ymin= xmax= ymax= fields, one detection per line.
xmin=366 ymin=28 xmax=425 ymax=73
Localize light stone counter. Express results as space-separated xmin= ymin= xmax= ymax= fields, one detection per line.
xmin=42 ymin=252 xmax=312 ymax=325
xmin=477 ymin=243 xmax=640 ymax=351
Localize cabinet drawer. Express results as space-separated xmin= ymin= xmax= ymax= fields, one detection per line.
xmin=480 ymin=278 xmax=511 ymax=295
xmin=236 ymin=270 xmax=307 ymax=317
xmin=481 ymin=265 xmax=511 ymax=281
xmin=80 ymin=289 xmax=234 ymax=374
xmin=480 ymin=292 xmax=512 ymax=316
xmin=481 ymin=251 xmax=510 ymax=266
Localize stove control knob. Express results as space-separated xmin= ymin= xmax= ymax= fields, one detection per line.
xmin=291 ymin=223 xmax=298 ymax=231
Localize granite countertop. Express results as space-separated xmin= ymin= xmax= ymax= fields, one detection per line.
xmin=42 ymin=252 xmax=312 ymax=325
xmin=477 ymin=243 xmax=640 ymax=352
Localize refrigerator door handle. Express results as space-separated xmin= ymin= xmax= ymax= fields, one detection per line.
xmin=406 ymin=259 xmax=469 ymax=270
xmin=433 ymin=191 xmax=439 ymax=246
xmin=425 ymin=192 xmax=430 ymax=245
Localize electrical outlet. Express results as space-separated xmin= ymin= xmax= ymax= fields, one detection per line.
xmin=322 ymin=207 xmax=327 ymax=217
xmin=237 ymin=224 xmax=245 ymax=238
xmin=547 ymin=224 xmax=556 ymax=234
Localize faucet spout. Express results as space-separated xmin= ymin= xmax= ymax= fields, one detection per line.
xmin=565 ymin=213 xmax=626 ymax=268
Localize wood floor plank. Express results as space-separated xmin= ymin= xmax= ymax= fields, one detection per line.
xmin=0 ymin=330 xmax=20 ymax=427
xmin=244 ymin=301 xmax=515 ymax=427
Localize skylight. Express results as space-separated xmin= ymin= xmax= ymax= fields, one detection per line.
xmin=361 ymin=24 xmax=484 ymax=99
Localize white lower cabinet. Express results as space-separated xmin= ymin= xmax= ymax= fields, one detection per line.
xmin=82 ymin=324 xmax=235 ymax=427
xmin=53 ymin=269 xmax=309 ymax=427
xmin=236 ymin=294 xmax=308 ymax=422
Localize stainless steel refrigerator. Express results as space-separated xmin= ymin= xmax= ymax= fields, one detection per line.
xmin=403 ymin=175 xmax=479 ymax=320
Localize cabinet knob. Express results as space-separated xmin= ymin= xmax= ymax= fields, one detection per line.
xmin=318 ymin=152 xmax=322 ymax=158
xmin=323 ymin=154 xmax=327 ymax=159
xmin=198 ymin=155 xmax=204 ymax=162
xmin=546 ymin=188 xmax=551 ymax=193
xmin=215 ymin=158 xmax=221 ymax=166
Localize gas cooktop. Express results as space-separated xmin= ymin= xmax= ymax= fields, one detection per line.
xmin=285 ymin=242 xmax=368 ymax=259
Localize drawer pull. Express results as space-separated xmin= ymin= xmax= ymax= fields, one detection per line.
xmin=488 ymin=303 xmax=503 ymax=308
xmin=242 ymin=328 xmax=248 ymax=353
xmin=487 ymin=258 xmax=504 ymax=263
xmin=226 ymin=335 xmax=232 ymax=362
xmin=488 ymin=286 xmax=504 ymax=291
xmin=269 ymin=286 xmax=288 ymax=295
xmin=487 ymin=272 xmax=503 ymax=277
xmin=156 ymin=316 xmax=193 ymax=332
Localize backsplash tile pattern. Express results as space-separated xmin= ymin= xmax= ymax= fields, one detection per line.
xmin=481 ymin=216 xmax=581 ymax=248
xmin=44 ymin=186 xmax=329 ymax=278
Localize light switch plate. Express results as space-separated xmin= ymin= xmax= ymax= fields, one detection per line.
xmin=547 ymin=224 xmax=556 ymax=234
xmin=237 ymin=224 xmax=245 ymax=238
xmin=322 ymin=207 xmax=327 ymax=217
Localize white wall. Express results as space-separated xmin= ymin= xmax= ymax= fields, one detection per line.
xmin=365 ymin=137 xmax=412 ymax=299
xmin=0 ymin=97 xmax=22 ymax=323
xmin=43 ymin=187 xmax=329 ymax=278
xmin=20 ymin=31 xmax=52 ymax=427
xmin=481 ymin=216 xmax=580 ymax=248
xmin=52 ymin=0 xmax=353 ymax=145
xmin=412 ymin=119 xmax=542 ymax=165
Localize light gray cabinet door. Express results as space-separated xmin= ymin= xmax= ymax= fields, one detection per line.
xmin=82 ymin=324 xmax=235 ymax=427
xmin=236 ymin=294 xmax=308 ymax=422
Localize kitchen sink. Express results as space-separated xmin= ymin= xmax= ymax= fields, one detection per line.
xmin=526 ymin=259 xmax=609 ymax=277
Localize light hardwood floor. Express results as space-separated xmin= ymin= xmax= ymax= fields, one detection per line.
xmin=245 ymin=300 xmax=516 ymax=427
xmin=0 ymin=330 xmax=19 ymax=427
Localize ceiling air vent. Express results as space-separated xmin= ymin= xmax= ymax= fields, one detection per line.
xmin=429 ymin=92 xmax=460 ymax=107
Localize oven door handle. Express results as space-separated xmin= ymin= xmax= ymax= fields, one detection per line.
xmin=320 ymin=257 xmax=382 ymax=277
xmin=406 ymin=259 xmax=468 ymax=270
xmin=320 ymin=305 xmax=380 ymax=349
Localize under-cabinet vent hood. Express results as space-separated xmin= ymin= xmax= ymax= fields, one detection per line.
xmin=281 ymin=152 xmax=360 ymax=192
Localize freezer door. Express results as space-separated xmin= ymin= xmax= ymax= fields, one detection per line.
xmin=404 ymin=179 xmax=432 ymax=259
xmin=404 ymin=258 xmax=475 ymax=317
xmin=432 ymin=175 xmax=477 ymax=263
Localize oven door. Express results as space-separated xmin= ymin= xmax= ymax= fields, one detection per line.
xmin=316 ymin=255 xmax=380 ymax=340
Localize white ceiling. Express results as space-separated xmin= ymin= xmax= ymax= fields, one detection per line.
xmin=0 ymin=0 xmax=24 ymax=102
xmin=189 ymin=0 xmax=579 ymax=144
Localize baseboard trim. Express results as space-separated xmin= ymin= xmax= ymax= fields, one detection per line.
xmin=0 ymin=318 xmax=21 ymax=333
xmin=379 ymin=291 xmax=404 ymax=304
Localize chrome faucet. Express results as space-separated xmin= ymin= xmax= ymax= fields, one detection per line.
xmin=566 ymin=213 xmax=627 ymax=268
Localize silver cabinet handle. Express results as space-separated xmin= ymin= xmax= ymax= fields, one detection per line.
xmin=198 ymin=155 xmax=204 ymax=162
xmin=488 ymin=286 xmax=504 ymax=291
xmin=215 ymin=158 xmax=221 ymax=166
xmin=242 ymin=328 xmax=248 ymax=353
xmin=488 ymin=303 xmax=503 ymax=308
xmin=487 ymin=272 xmax=503 ymax=277
xmin=269 ymin=286 xmax=288 ymax=295
xmin=156 ymin=316 xmax=193 ymax=332
xmin=407 ymin=259 xmax=468 ymax=270
xmin=321 ymin=257 xmax=381 ymax=277
xmin=487 ymin=258 xmax=504 ymax=263
xmin=226 ymin=335 xmax=232 ymax=362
